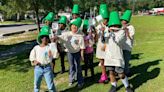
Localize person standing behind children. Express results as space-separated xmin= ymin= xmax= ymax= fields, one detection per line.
xmin=104 ymin=11 xmax=133 ymax=92
xmin=29 ymin=26 xmax=56 ymax=92
xmin=121 ymin=10 xmax=135 ymax=76
xmin=55 ymin=16 xmax=68 ymax=74
xmin=83 ymin=19 xmax=95 ymax=78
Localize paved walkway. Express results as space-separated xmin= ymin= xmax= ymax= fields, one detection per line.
xmin=0 ymin=24 xmax=40 ymax=36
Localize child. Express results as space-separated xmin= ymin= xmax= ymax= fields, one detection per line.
xmin=49 ymin=36 xmax=59 ymax=75
xmin=83 ymin=19 xmax=95 ymax=78
xmin=29 ymin=26 xmax=56 ymax=92
xmin=72 ymin=4 xmax=80 ymax=19
xmin=104 ymin=11 xmax=133 ymax=92
xmin=95 ymin=4 xmax=109 ymax=83
xmin=57 ymin=17 xmax=85 ymax=88
xmin=43 ymin=12 xmax=57 ymax=75
xmin=121 ymin=10 xmax=135 ymax=76
xmin=53 ymin=16 xmax=68 ymax=74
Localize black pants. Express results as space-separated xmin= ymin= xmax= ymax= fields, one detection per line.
xmin=60 ymin=51 xmax=66 ymax=72
xmin=84 ymin=53 xmax=94 ymax=77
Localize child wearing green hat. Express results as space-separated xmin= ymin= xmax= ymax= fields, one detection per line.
xmin=56 ymin=17 xmax=85 ymax=88
xmin=82 ymin=19 xmax=95 ymax=78
xmin=121 ymin=10 xmax=135 ymax=76
xmin=44 ymin=12 xmax=55 ymax=27
xmin=104 ymin=11 xmax=133 ymax=92
xmin=95 ymin=4 xmax=109 ymax=83
xmin=29 ymin=26 xmax=56 ymax=92
xmin=55 ymin=16 xmax=68 ymax=74
xmin=72 ymin=4 xmax=80 ymax=19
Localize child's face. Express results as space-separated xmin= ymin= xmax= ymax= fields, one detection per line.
xmin=45 ymin=20 xmax=52 ymax=27
xmin=83 ymin=29 xmax=88 ymax=35
xmin=71 ymin=25 xmax=78 ymax=33
xmin=121 ymin=20 xmax=128 ymax=26
xmin=109 ymin=25 xmax=120 ymax=32
xmin=41 ymin=36 xmax=49 ymax=45
xmin=103 ymin=19 xmax=108 ymax=26
xmin=72 ymin=14 xmax=78 ymax=19
xmin=59 ymin=24 xmax=66 ymax=30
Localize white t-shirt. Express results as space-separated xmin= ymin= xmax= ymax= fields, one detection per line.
xmin=58 ymin=31 xmax=85 ymax=53
xmin=105 ymin=30 xmax=126 ymax=68
xmin=29 ymin=45 xmax=52 ymax=65
xmin=49 ymin=43 xmax=59 ymax=59
xmin=122 ymin=25 xmax=135 ymax=51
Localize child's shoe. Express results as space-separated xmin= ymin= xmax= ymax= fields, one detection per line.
xmin=126 ymin=86 xmax=133 ymax=92
xmin=98 ymin=74 xmax=108 ymax=83
xmin=108 ymin=85 xmax=116 ymax=92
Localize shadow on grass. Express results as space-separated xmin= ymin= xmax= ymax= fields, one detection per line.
xmin=0 ymin=40 xmax=37 ymax=58
xmin=0 ymin=51 xmax=32 ymax=72
xmin=0 ymin=40 xmax=37 ymax=72
xmin=117 ymin=59 xmax=161 ymax=91
xmin=131 ymin=53 xmax=143 ymax=60
xmin=60 ymin=61 xmax=104 ymax=92
xmin=60 ymin=72 xmax=103 ymax=92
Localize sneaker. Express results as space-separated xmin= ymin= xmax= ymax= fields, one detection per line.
xmin=126 ymin=86 xmax=133 ymax=92
xmin=68 ymin=82 xmax=73 ymax=87
xmin=98 ymin=74 xmax=108 ymax=83
xmin=109 ymin=85 xmax=116 ymax=92
xmin=78 ymin=83 xmax=84 ymax=89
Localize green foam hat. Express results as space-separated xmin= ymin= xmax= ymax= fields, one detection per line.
xmin=121 ymin=10 xmax=132 ymax=22
xmin=70 ymin=17 xmax=82 ymax=28
xmin=99 ymin=4 xmax=109 ymax=19
xmin=44 ymin=12 xmax=55 ymax=22
xmin=108 ymin=11 xmax=121 ymax=27
xmin=83 ymin=19 xmax=89 ymax=29
xmin=72 ymin=4 xmax=79 ymax=14
xmin=58 ymin=16 xmax=67 ymax=25
xmin=37 ymin=25 xmax=50 ymax=44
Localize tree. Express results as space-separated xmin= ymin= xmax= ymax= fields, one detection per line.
xmin=0 ymin=0 xmax=28 ymax=21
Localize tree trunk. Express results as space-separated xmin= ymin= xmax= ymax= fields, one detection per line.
xmin=16 ymin=13 xmax=20 ymax=22
xmin=32 ymin=0 xmax=40 ymax=32
xmin=35 ymin=10 xmax=40 ymax=32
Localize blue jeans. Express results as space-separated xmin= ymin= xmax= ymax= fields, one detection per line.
xmin=34 ymin=64 xmax=56 ymax=92
xmin=67 ymin=52 xmax=84 ymax=84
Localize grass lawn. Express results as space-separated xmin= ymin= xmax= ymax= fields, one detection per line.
xmin=0 ymin=16 xmax=164 ymax=92
xmin=0 ymin=31 xmax=38 ymax=51
xmin=0 ymin=20 xmax=35 ymax=25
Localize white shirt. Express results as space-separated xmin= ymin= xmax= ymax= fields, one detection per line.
xmin=105 ymin=30 xmax=126 ymax=68
xmin=58 ymin=31 xmax=85 ymax=53
xmin=49 ymin=43 xmax=59 ymax=59
xmin=29 ymin=45 xmax=52 ymax=65
xmin=122 ymin=25 xmax=135 ymax=51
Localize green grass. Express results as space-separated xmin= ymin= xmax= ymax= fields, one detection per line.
xmin=0 ymin=16 xmax=164 ymax=92
xmin=0 ymin=20 xmax=35 ymax=25
xmin=0 ymin=31 xmax=38 ymax=51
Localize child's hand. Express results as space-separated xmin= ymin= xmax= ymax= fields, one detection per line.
xmin=48 ymin=50 xmax=53 ymax=58
xmin=100 ymin=27 xmax=105 ymax=32
xmin=33 ymin=60 xmax=41 ymax=66
xmin=101 ymin=44 xmax=106 ymax=51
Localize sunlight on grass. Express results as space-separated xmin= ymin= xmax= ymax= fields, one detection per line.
xmin=0 ymin=16 xmax=164 ymax=92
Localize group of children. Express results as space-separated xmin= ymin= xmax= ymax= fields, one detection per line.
xmin=29 ymin=4 xmax=135 ymax=92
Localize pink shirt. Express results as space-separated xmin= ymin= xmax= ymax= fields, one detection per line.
xmin=84 ymin=35 xmax=94 ymax=54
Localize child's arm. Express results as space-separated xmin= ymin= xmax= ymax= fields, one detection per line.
xmin=29 ymin=47 xmax=40 ymax=66
xmin=80 ymin=37 xmax=86 ymax=61
xmin=81 ymin=49 xmax=84 ymax=61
